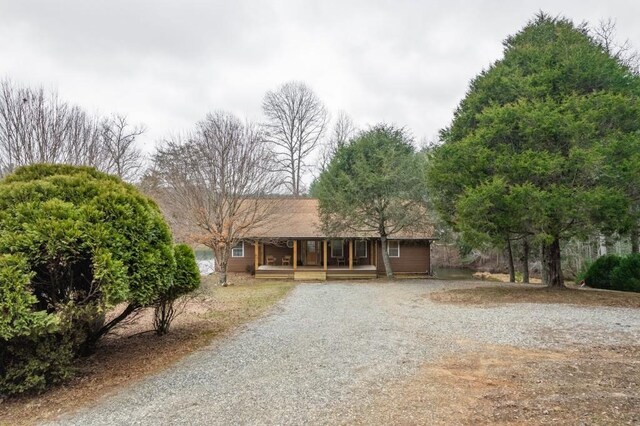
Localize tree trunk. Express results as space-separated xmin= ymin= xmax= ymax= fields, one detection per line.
xmin=598 ymin=234 xmax=607 ymax=256
xmin=212 ymin=245 xmax=229 ymax=287
xmin=542 ymin=237 xmax=564 ymax=288
xmin=380 ymin=235 xmax=394 ymax=279
xmin=81 ymin=303 xmax=139 ymax=355
xmin=521 ymin=239 xmax=530 ymax=284
xmin=631 ymin=227 xmax=639 ymax=254
xmin=506 ymin=238 xmax=515 ymax=283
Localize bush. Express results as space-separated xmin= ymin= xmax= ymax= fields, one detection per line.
xmin=583 ymin=253 xmax=640 ymax=292
xmin=154 ymin=244 xmax=200 ymax=335
xmin=0 ymin=164 xmax=196 ymax=395
xmin=610 ymin=253 xmax=640 ymax=292
xmin=583 ymin=254 xmax=621 ymax=290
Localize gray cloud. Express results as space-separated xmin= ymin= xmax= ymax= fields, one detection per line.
xmin=1 ymin=0 xmax=639 ymax=153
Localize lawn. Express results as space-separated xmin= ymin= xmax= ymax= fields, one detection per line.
xmin=0 ymin=276 xmax=295 ymax=426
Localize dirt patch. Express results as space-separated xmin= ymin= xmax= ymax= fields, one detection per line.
xmin=473 ymin=271 xmax=542 ymax=284
xmin=359 ymin=344 xmax=640 ymax=425
xmin=430 ymin=285 xmax=640 ymax=308
xmin=0 ymin=277 xmax=295 ymax=426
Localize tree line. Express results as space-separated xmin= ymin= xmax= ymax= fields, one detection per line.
xmin=3 ymin=12 xmax=640 ymax=289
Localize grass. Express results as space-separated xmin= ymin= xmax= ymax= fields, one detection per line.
xmin=430 ymin=284 xmax=640 ymax=308
xmin=0 ymin=275 xmax=295 ymax=426
xmin=359 ymin=344 xmax=640 ymax=425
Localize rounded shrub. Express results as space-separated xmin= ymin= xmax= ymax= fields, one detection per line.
xmin=610 ymin=253 xmax=640 ymax=292
xmin=0 ymin=164 xmax=197 ymax=395
xmin=583 ymin=254 xmax=621 ymax=290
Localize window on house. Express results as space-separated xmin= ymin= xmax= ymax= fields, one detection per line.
xmin=231 ymin=241 xmax=244 ymax=257
xmin=331 ymin=240 xmax=344 ymax=257
xmin=355 ymin=240 xmax=367 ymax=258
xmin=387 ymin=241 xmax=400 ymax=257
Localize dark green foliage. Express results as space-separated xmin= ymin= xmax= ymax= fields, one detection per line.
xmin=426 ymin=13 xmax=640 ymax=287
xmin=153 ymin=244 xmax=200 ymax=335
xmin=583 ymin=255 xmax=622 ymax=290
xmin=312 ymin=124 xmax=429 ymax=277
xmin=0 ymin=164 xmax=196 ymax=395
xmin=611 ymin=254 xmax=640 ymax=292
xmin=583 ymin=254 xmax=640 ymax=292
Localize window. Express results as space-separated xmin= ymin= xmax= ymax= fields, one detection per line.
xmin=387 ymin=241 xmax=400 ymax=257
xmin=231 ymin=241 xmax=244 ymax=257
xmin=355 ymin=240 xmax=367 ymax=258
xmin=331 ymin=240 xmax=344 ymax=257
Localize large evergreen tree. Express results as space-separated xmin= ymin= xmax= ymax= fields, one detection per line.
xmin=312 ymin=125 xmax=429 ymax=277
xmin=427 ymin=13 xmax=640 ymax=287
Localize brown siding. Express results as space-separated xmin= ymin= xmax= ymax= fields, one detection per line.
xmin=227 ymin=241 xmax=255 ymax=273
xmin=376 ymin=240 xmax=430 ymax=275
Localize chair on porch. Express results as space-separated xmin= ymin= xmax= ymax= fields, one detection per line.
xmin=282 ymin=255 xmax=291 ymax=266
xmin=336 ymin=257 xmax=346 ymax=266
xmin=266 ymin=255 xmax=276 ymax=266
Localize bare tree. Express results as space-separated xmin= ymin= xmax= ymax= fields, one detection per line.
xmin=318 ymin=111 xmax=357 ymax=172
xmin=100 ymin=114 xmax=145 ymax=181
xmin=262 ymin=81 xmax=328 ymax=195
xmin=592 ymin=18 xmax=640 ymax=73
xmin=151 ymin=112 xmax=281 ymax=286
xmin=0 ymin=79 xmax=145 ymax=180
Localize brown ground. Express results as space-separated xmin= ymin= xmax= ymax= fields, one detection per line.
xmin=360 ymin=344 xmax=640 ymax=425
xmin=430 ymin=284 xmax=640 ymax=308
xmin=0 ymin=275 xmax=295 ymax=426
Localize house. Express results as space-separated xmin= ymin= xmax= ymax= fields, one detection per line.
xmin=228 ymin=198 xmax=435 ymax=280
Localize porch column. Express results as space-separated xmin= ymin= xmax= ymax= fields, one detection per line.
xmin=323 ymin=240 xmax=328 ymax=271
xmin=370 ymin=240 xmax=374 ymax=266
xmin=349 ymin=239 xmax=353 ymax=270
xmin=293 ymin=240 xmax=297 ymax=271
xmin=254 ymin=240 xmax=259 ymax=271
xmin=373 ymin=240 xmax=377 ymax=267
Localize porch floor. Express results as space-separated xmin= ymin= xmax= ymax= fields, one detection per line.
xmin=257 ymin=265 xmax=376 ymax=271
xmin=256 ymin=264 xmax=377 ymax=280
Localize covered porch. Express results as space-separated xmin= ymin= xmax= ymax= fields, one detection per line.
xmin=252 ymin=238 xmax=379 ymax=281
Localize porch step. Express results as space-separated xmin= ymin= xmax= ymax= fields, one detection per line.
xmin=294 ymin=270 xmax=327 ymax=281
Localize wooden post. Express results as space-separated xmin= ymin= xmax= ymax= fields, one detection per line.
xmin=373 ymin=240 xmax=377 ymax=267
xmin=370 ymin=240 xmax=374 ymax=265
xmin=254 ymin=240 xmax=259 ymax=272
xmin=323 ymin=240 xmax=328 ymax=271
xmin=349 ymin=239 xmax=353 ymax=270
xmin=293 ymin=240 xmax=297 ymax=271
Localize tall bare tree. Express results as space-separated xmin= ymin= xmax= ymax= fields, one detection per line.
xmin=0 ymin=79 xmax=144 ymax=180
xmin=318 ymin=111 xmax=357 ymax=172
xmin=100 ymin=114 xmax=145 ymax=181
xmin=262 ymin=81 xmax=328 ymax=195
xmin=150 ymin=112 xmax=280 ymax=285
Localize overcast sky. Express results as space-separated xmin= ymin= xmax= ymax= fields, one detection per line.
xmin=1 ymin=0 xmax=639 ymax=153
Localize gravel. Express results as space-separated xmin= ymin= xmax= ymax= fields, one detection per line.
xmin=49 ymin=280 xmax=640 ymax=426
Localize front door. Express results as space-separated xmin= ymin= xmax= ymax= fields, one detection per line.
xmin=306 ymin=240 xmax=318 ymax=266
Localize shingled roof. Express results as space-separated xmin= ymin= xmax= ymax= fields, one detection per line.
xmin=246 ymin=197 xmax=434 ymax=240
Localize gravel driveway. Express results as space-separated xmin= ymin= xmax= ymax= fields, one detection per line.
xmin=50 ymin=280 xmax=640 ymax=425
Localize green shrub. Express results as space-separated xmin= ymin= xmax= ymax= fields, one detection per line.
xmin=583 ymin=253 xmax=640 ymax=293
xmin=610 ymin=253 xmax=640 ymax=292
xmin=153 ymin=244 xmax=200 ymax=335
xmin=583 ymin=254 xmax=621 ymax=290
xmin=0 ymin=164 xmax=197 ymax=395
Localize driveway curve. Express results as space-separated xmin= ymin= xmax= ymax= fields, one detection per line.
xmin=51 ymin=281 xmax=640 ymax=425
